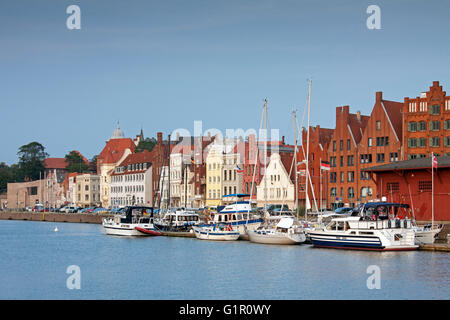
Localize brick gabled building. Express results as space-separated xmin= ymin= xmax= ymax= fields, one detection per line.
xmin=403 ymin=81 xmax=450 ymax=159
xmin=358 ymin=91 xmax=403 ymax=203
xmin=297 ymin=125 xmax=334 ymax=210
xmin=327 ymin=105 xmax=369 ymax=209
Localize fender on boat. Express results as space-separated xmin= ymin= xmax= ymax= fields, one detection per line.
xmin=134 ymin=226 xmax=162 ymax=236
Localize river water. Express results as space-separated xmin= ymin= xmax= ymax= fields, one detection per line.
xmin=0 ymin=220 xmax=448 ymax=300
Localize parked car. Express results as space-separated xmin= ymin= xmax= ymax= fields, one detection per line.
xmin=25 ymin=206 xmax=33 ymax=212
xmin=64 ymin=206 xmax=79 ymax=213
xmin=58 ymin=205 xmax=68 ymax=212
xmin=93 ymin=207 xmax=108 ymax=214
xmin=335 ymin=207 xmax=354 ymax=215
xmin=33 ymin=204 xmax=44 ymax=212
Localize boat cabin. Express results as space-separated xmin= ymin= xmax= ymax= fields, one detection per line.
xmin=116 ymin=206 xmax=154 ymax=224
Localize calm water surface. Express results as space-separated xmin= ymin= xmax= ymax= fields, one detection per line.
xmin=0 ymin=220 xmax=448 ymax=299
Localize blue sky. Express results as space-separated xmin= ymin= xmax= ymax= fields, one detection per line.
xmin=1 ymin=0 xmax=450 ymax=164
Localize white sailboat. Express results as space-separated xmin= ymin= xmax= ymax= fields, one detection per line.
xmin=247 ymin=99 xmax=306 ymax=245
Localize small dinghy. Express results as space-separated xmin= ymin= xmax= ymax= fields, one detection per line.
xmin=134 ymin=226 xmax=162 ymax=236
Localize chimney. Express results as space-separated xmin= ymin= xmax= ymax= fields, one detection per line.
xmin=356 ymin=111 xmax=361 ymax=122
xmin=376 ymin=91 xmax=382 ymax=102
xmin=281 ymin=136 xmax=285 ymax=145
xmin=157 ymin=132 xmax=162 ymax=144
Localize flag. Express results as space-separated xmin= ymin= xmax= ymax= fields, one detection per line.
xmin=236 ymin=165 xmax=243 ymax=173
xmin=432 ymin=155 xmax=438 ymax=169
xmin=320 ymin=161 xmax=330 ymax=171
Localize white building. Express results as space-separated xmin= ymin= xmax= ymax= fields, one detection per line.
xmin=256 ymin=153 xmax=295 ymax=209
xmin=110 ymin=151 xmax=153 ymax=208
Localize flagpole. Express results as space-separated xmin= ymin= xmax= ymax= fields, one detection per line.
xmin=320 ymin=158 xmax=322 ymax=212
xmin=432 ymin=152 xmax=434 ymax=227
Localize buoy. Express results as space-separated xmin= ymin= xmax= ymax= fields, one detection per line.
xmin=54 ymin=226 xmax=58 ymax=232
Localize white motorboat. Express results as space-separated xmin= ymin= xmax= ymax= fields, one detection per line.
xmin=247 ymin=217 xmax=306 ymax=245
xmin=413 ymin=223 xmax=443 ymax=245
xmin=308 ymin=202 xmax=419 ymax=251
xmin=200 ymin=194 xmax=263 ymax=238
xmin=102 ymin=206 xmax=162 ymax=236
xmin=192 ymin=223 xmax=240 ymax=241
xmin=154 ymin=208 xmax=200 ymax=231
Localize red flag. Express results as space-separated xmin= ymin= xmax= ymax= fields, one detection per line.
xmin=432 ymin=155 xmax=438 ymax=169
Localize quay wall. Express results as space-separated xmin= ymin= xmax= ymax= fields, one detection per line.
xmin=0 ymin=211 xmax=112 ymax=224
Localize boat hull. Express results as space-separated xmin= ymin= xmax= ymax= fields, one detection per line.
xmin=192 ymin=227 xmax=240 ymax=241
xmin=247 ymin=230 xmax=306 ymax=245
xmin=309 ymin=231 xmax=418 ymax=251
xmin=199 ymin=219 xmax=262 ymax=239
xmin=103 ymin=221 xmax=158 ymax=236
xmin=414 ymin=225 xmax=442 ymax=245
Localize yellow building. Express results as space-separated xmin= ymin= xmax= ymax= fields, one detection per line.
xmin=205 ymin=145 xmax=223 ymax=207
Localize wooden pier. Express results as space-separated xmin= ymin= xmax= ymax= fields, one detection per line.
xmin=418 ymin=243 xmax=450 ymax=252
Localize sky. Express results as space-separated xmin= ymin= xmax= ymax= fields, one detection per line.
xmin=1 ymin=0 xmax=450 ymax=165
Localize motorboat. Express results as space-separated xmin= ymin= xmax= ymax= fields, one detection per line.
xmin=102 ymin=206 xmax=162 ymax=236
xmin=413 ymin=223 xmax=443 ymax=245
xmin=154 ymin=208 xmax=201 ymax=231
xmin=247 ymin=217 xmax=306 ymax=245
xmin=192 ymin=223 xmax=240 ymax=241
xmin=200 ymin=194 xmax=263 ymax=238
xmin=308 ymin=202 xmax=419 ymax=251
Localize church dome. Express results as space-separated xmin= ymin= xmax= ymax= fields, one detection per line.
xmin=111 ymin=122 xmax=124 ymax=139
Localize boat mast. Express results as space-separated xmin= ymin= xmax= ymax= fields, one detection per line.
xmin=167 ymin=134 xmax=171 ymax=209
xmin=264 ymin=99 xmax=268 ymax=217
xmin=305 ymin=79 xmax=311 ymax=221
xmin=293 ymin=109 xmax=299 ymax=218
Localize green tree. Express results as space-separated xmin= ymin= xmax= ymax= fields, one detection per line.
xmin=135 ymin=137 xmax=157 ymax=153
xmin=65 ymin=151 xmax=89 ymax=173
xmin=89 ymin=155 xmax=98 ymax=173
xmin=0 ymin=162 xmax=12 ymax=194
xmin=17 ymin=142 xmax=48 ymax=181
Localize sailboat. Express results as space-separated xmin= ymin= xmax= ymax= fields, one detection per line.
xmin=246 ymin=99 xmax=306 ymax=245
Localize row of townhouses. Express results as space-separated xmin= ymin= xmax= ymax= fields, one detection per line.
xmin=6 ymin=81 xmax=450 ymax=214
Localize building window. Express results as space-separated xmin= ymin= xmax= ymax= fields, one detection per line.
xmin=444 ymin=136 xmax=450 ymax=147
xmin=340 ymin=140 xmax=343 ymax=151
xmin=368 ymin=138 xmax=372 ymax=147
xmin=332 ymin=141 xmax=336 ymax=152
xmin=347 ymin=139 xmax=351 ymax=151
xmin=376 ymin=153 xmax=385 ymax=163
xmin=347 ymin=155 xmax=354 ymax=166
xmin=387 ymin=182 xmax=399 ymax=193
xmin=407 ymin=122 xmax=417 ymax=132
xmin=419 ymin=137 xmax=427 ymax=148
xmin=360 ymin=154 xmax=372 ymax=164
xmin=330 ymin=188 xmax=337 ymax=197
xmin=418 ymin=181 xmax=432 ymax=192
xmin=430 ymin=104 xmax=440 ymax=115
xmin=347 ymin=171 xmax=354 ymax=182
xmin=340 ymin=172 xmax=344 ymax=183
xmin=408 ymin=138 xmax=417 ymax=148
xmin=340 ymin=156 xmax=344 ymax=167
xmin=444 ymin=120 xmax=450 ymax=130
xmin=430 ymin=137 xmax=440 ymax=147
xmin=418 ymin=121 xmax=427 ymax=131
xmin=389 ymin=152 xmax=399 ymax=162
xmin=376 ymin=121 xmax=381 ymax=130
xmin=330 ymin=156 xmax=336 ymax=167
xmin=360 ymin=171 xmax=370 ymax=180
xmin=348 ymin=187 xmax=355 ymax=199
xmin=430 ymin=121 xmax=440 ymax=131
xmin=330 ymin=172 xmax=337 ymax=183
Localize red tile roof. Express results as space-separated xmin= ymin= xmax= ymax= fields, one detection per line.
xmin=98 ymin=138 xmax=136 ymax=164
xmin=120 ymin=150 xmax=153 ymax=166
xmin=43 ymin=158 xmax=68 ymax=169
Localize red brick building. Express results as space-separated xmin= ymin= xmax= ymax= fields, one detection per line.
xmin=365 ymin=155 xmax=450 ymax=222
xmin=403 ymin=81 xmax=450 ymax=159
xmin=297 ymin=125 xmax=334 ymax=210
xmin=327 ymin=106 xmax=369 ymax=209
xmin=358 ymin=91 xmax=403 ymax=203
